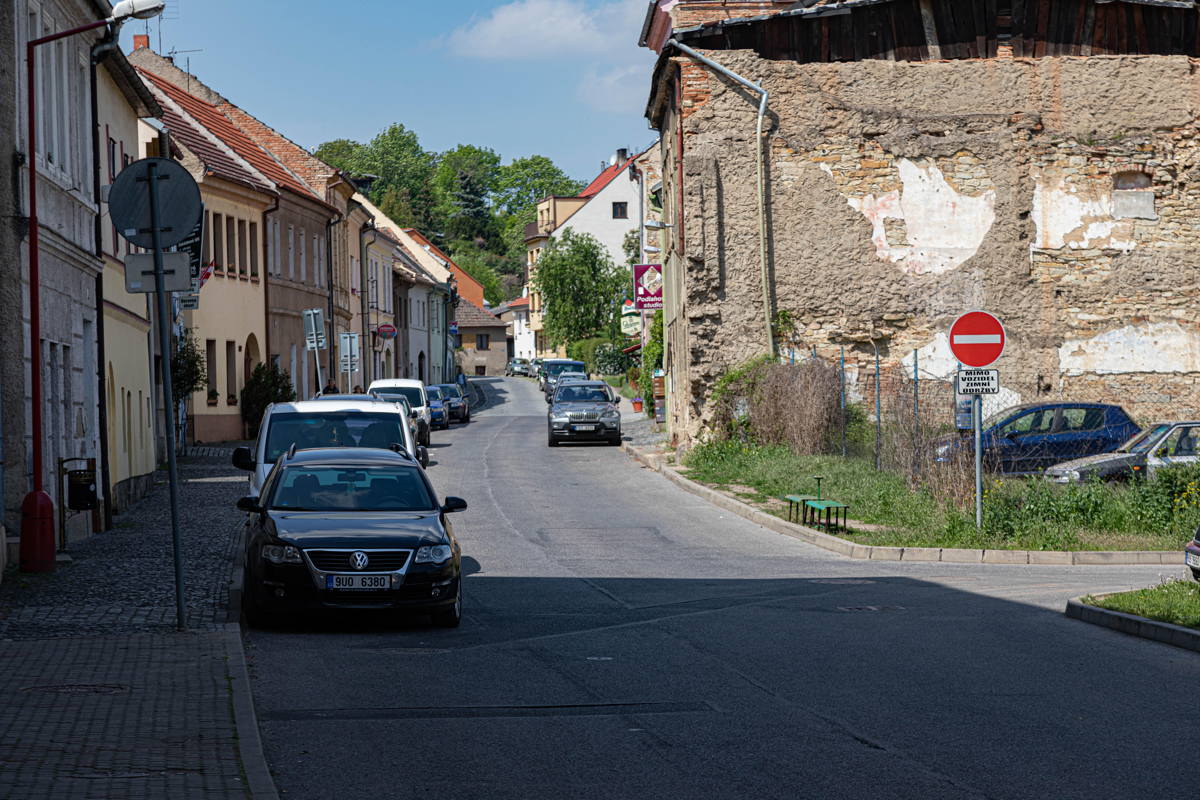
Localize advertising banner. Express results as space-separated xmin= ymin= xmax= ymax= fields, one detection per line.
xmin=633 ymin=264 xmax=663 ymax=310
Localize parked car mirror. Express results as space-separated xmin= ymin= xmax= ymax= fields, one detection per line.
xmin=232 ymin=446 xmax=255 ymax=472
xmin=442 ymin=496 xmax=468 ymax=513
xmin=236 ymin=496 xmax=262 ymax=514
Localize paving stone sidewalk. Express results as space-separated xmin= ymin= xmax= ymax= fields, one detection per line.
xmin=0 ymin=454 xmax=275 ymax=799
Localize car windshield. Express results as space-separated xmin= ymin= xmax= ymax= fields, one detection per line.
xmin=1120 ymin=424 xmax=1171 ymax=453
xmin=555 ymin=386 xmax=611 ymax=403
xmin=438 ymin=385 xmax=463 ymax=399
xmin=427 ymin=386 xmax=443 ymax=402
xmin=545 ymin=361 xmax=586 ymax=377
xmin=373 ymin=387 xmax=423 ymax=408
xmin=513 ymin=359 xmax=528 ymax=365
xmin=263 ymin=413 xmax=406 ymax=462
xmin=268 ymin=465 xmax=436 ymax=512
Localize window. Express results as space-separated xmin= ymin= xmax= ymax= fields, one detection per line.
xmin=312 ymin=235 xmax=321 ymax=288
xmin=1060 ymin=407 xmax=1105 ymax=432
xmin=225 ymin=341 xmax=238 ymax=402
xmin=287 ymin=225 xmax=295 ymax=279
xmin=249 ymin=222 xmax=259 ymax=278
xmin=997 ymin=409 xmax=1054 ymax=438
xmin=226 ymin=216 xmax=236 ymax=272
xmin=205 ymin=339 xmax=218 ymax=394
xmin=1113 ymin=170 xmax=1156 ymax=220
xmin=203 ymin=211 xmax=212 ymax=266
xmin=1157 ymin=426 xmax=1200 ymax=457
xmin=612 ymin=201 xmax=628 ymax=219
xmin=299 ymin=228 xmax=307 ymax=282
xmin=237 ymin=219 xmax=248 ymax=276
xmin=107 ymin=137 xmax=116 ymax=181
xmin=212 ymin=213 xmax=224 ymax=272
xmin=476 ymin=333 xmax=490 ymax=351
xmin=272 ymin=220 xmax=281 ymax=276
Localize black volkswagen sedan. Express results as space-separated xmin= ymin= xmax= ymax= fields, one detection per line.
xmin=237 ymin=447 xmax=467 ymax=627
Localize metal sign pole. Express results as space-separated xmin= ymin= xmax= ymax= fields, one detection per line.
xmin=146 ymin=161 xmax=187 ymax=631
xmin=974 ymin=393 xmax=984 ymax=530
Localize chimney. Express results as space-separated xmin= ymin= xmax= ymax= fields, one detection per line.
xmin=616 ymin=148 xmax=629 ymax=163
xmin=133 ymin=34 xmax=150 ymax=51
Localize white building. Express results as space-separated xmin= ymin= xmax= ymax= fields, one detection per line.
xmin=553 ymin=148 xmax=644 ymax=267
xmin=508 ymin=297 xmax=534 ymax=360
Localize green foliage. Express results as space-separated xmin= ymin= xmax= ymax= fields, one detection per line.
xmin=639 ymin=309 xmax=664 ymax=409
xmin=622 ymin=229 xmax=640 ymax=266
xmin=532 ymin=230 xmax=625 ymax=347
xmin=240 ymin=362 xmax=296 ymax=438
xmin=434 ymin=145 xmax=501 ymax=245
xmin=170 ymin=329 xmax=207 ymax=398
xmin=595 ymin=342 xmax=635 ymax=375
xmin=313 ymin=138 xmax=365 ymax=173
xmin=448 ymin=245 xmax=505 ymax=306
xmin=494 ymin=155 xmax=583 ymax=216
xmin=1089 ymin=580 xmax=1200 ymax=630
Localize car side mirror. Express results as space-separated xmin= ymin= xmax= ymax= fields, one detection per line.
xmin=232 ymin=446 xmax=255 ymax=472
xmin=442 ymin=496 xmax=467 ymax=513
xmin=236 ymin=496 xmax=262 ymax=514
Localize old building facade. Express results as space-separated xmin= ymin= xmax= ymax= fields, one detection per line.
xmin=644 ymin=0 xmax=1200 ymax=447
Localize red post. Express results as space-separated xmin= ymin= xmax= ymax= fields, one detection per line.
xmin=20 ymin=19 xmax=109 ymax=572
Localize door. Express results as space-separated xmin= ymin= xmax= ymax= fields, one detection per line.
xmin=990 ymin=408 xmax=1057 ymax=474
xmin=1148 ymin=424 xmax=1200 ymax=474
xmin=1048 ymin=406 xmax=1111 ymax=466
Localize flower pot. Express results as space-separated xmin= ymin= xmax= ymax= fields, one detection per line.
xmin=631 ymin=399 xmax=643 ymax=413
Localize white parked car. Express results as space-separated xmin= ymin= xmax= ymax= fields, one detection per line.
xmin=232 ymin=399 xmax=425 ymax=497
xmin=368 ymin=379 xmax=431 ymax=447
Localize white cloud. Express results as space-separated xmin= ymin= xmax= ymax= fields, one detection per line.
xmin=447 ymin=0 xmax=645 ymax=60
xmin=577 ymin=61 xmax=654 ymax=115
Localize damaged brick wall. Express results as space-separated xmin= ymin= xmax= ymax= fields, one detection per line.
xmin=662 ymin=51 xmax=1200 ymax=446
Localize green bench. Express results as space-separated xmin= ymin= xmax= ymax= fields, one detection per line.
xmin=784 ymin=495 xmax=818 ymax=523
xmin=804 ymin=499 xmax=849 ymax=532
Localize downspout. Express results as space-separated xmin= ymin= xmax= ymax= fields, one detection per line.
xmin=324 ymin=173 xmax=348 ymax=384
xmin=666 ymin=39 xmax=774 ymax=357
xmin=91 ymin=34 xmax=119 ymax=532
xmin=359 ymin=221 xmax=379 ymax=386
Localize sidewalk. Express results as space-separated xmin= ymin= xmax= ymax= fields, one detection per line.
xmin=0 ymin=454 xmax=275 ymax=799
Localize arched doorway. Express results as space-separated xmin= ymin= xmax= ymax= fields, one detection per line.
xmin=417 ymin=351 xmax=426 ymax=383
xmin=243 ymin=333 xmax=262 ymax=382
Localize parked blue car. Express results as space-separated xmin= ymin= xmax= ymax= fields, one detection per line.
xmin=936 ymin=402 xmax=1140 ymax=476
xmin=426 ymin=385 xmax=448 ymax=430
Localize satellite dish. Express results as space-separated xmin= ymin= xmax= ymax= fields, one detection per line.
xmin=609 ymin=154 xmax=617 ymax=167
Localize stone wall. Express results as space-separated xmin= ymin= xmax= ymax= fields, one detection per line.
xmin=661 ymin=51 xmax=1200 ymax=444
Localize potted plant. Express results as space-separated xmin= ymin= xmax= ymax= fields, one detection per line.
xmin=206 ymin=387 xmax=219 ymax=406
xmin=227 ymin=393 xmax=238 ymax=406
xmin=631 ymin=396 xmax=644 ymax=413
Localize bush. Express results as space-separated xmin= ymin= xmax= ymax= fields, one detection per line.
xmin=240 ymin=362 xmax=295 ymax=438
xmin=566 ymin=337 xmax=607 ymax=373
xmin=171 ymin=330 xmax=207 ymax=397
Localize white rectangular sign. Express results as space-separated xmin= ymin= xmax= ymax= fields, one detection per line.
xmin=124 ymin=252 xmax=192 ymax=293
xmin=303 ymin=308 xmax=327 ymax=351
xmin=956 ymin=368 xmax=1000 ymax=395
xmin=339 ymin=332 xmax=360 ymax=374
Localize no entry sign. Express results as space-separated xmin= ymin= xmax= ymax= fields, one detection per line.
xmin=949 ymin=311 xmax=1005 ymax=368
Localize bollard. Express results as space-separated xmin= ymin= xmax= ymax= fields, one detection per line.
xmin=20 ymin=490 xmax=55 ymax=573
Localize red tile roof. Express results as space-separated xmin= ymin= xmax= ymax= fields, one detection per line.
xmin=508 ymin=297 xmax=530 ymax=308
xmin=138 ymin=68 xmax=315 ymax=200
xmin=579 ymin=156 xmax=636 ymax=198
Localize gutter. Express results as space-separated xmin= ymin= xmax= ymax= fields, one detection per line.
xmin=665 ymin=39 xmax=774 ymax=357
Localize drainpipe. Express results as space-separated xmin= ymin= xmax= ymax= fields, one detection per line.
xmin=324 ymin=173 xmax=348 ymax=384
xmin=666 ymin=39 xmax=774 ymax=357
xmin=91 ymin=34 xmax=120 ymax=532
xmin=359 ymin=221 xmax=379 ymax=386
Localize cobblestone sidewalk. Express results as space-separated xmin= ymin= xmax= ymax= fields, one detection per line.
xmin=0 ymin=454 xmax=276 ymax=799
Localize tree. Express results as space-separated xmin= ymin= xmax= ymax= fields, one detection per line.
xmin=532 ymin=230 xmax=625 ymax=347
xmin=313 ymin=138 xmax=365 ymax=173
xmin=449 ymin=246 xmax=505 ymax=306
xmin=495 ymin=155 xmax=583 ymax=216
xmin=240 ymin=363 xmax=295 ymax=438
xmin=445 ymin=169 xmax=496 ymax=244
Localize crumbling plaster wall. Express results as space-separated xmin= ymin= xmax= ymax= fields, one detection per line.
xmin=668 ymin=51 xmax=1200 ymax=444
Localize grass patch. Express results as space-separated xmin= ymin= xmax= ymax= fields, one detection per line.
xmin=683 ymin=440 xmax=1198 ymax=551
xmin=1086 ymin=580 xmax=1200 ymax=630
xmin=602 ymin=375 xmax=637 ymax=401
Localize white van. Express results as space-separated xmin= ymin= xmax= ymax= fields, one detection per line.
xmin=232 ymin=399 xmax=424 ymax=497
xmin=368 ymin=379 xmax=431 ymax=446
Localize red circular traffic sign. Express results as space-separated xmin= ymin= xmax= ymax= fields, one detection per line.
xmin=377 ymin=324 xmax=397 ymax=339
xmin=949 ymin=311 xmax=1005 ymax=367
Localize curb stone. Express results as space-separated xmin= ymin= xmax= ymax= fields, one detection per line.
xmin=1066 ymin=595 xmax=1200 ymax=653
xmin=224 ymin=623 xmax=281 ymax=799
xmin=620 ymin=441 xmax=1182 ymax=567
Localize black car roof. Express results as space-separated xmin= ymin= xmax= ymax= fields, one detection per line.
xmin=282 ymin=447 xmax=417 ymax=466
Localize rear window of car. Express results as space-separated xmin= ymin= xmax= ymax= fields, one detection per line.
xmin=372 ymin=387 xmax=424 ymax=408
xmin=545 ymin=361 xmax=586 ymax=377
xmin=427 ymin=386 xmax=444 ymax=401
xmin=438 ymin=384 xmax=463 ymax=399
xmin=263 ymin=412 xmax=406 ymax=462
xmin=1061 ymin=407 xmax=1106 ymax=431
xmin=555 ymin=386 xmax=611 ymax=403
xmin=268 ymin=465 xmax=435 ymax=512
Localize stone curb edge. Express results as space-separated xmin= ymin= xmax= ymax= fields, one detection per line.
xmin=1065 ymin=595 xmax=1200 ymax=653
xmin=619 ymin=442 xmax=1181 ymax=567
xmin=223 ymin=622 xmax=281 ymax=800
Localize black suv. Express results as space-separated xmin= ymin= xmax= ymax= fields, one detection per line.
xmin=547 ymin=381 xmax=622 ymax=446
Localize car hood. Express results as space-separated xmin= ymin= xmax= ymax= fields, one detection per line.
xmin=269 ymin=511 xmax=445 ymax=548
xmin=551 ymin=402 xmax=617 ymax=414
xmin=1046 ymin=452 xmax=1145 ymax=474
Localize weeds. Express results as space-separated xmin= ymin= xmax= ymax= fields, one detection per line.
xmin=1087 ymin=580 xmax=1200 ymax=630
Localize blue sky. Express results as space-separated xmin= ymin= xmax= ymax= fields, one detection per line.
xmin=121 ymin=0 xmax=659 ymax=183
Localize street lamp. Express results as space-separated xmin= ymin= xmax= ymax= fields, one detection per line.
xmin=21 ymin=0 xmax=165 ymax=572
xmin=643 ymin=220 xmax=673 ymax=230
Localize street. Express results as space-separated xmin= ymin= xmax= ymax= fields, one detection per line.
xmin=244 ymin=378 xmax=1198 ymax=800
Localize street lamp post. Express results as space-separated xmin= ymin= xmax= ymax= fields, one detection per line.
xmin=21 ymin=0 xmax=164 ymax=572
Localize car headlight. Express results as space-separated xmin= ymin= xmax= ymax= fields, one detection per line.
xmin=600 ymin=409 xmax=620 ymax=421
xmin=935 ymin=443 xmax=952 ymax=458
xmin=262 ymin=544 xmax=303 ymax=564
xmin=1067 ymin=470 xmax=1080 ymax=482
xmin=415 ymin=545 xmax=453 ymax=565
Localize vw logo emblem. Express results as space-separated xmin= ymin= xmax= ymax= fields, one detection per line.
xmin=350 ymin=551 xmax=369 ymax=571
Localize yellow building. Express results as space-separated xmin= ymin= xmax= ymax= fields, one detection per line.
xmin=97 ymin=52 xmax=161 ymax=513
xmin=139 ymin=69 xmax=275 ymax=442
xmin=523 ymin=195 xmax=585 ymax=358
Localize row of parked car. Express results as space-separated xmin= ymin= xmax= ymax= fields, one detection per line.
xmin=229 ymin=377 xmax=475 ymax=628
xmin=506 ymin=357 xmax=626 ymax=447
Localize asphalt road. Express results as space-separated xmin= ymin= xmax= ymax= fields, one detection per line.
xmin=244 ymin=377 xmax=1198 ymax=800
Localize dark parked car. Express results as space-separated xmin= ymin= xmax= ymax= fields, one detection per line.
xmin=539 ymin=358 xmax=587 ymax=395
xmin=1045 ymin=422 xmax=1200 ymax=483
xmin=437 ymin=383 xmax=470 ymax=423
xmin=426 ymin=385 xmax=449 ymax=430
xmin=936 ymin=402 xmax=1140 ymax=476
xmin=547 ymin=380 xmax=622 ymax=446
xmin=238 ymin=447 xmax=466 ymax=627
xmin=1186 ymin=531 xmax=1200 ymax=581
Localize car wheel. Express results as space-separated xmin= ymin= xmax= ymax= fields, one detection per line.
xmin=608 ymin=435 xmax=622 ymax=446
xmin=432 ymin=582 xmax=462 ymax=628
xmin=1192 ymin=569 xmax=1200 ymax=583
xmin=241 ymin=573 xmax=274 ymax=629
xmin=547 ymin=431 xmax=557 ymax=447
